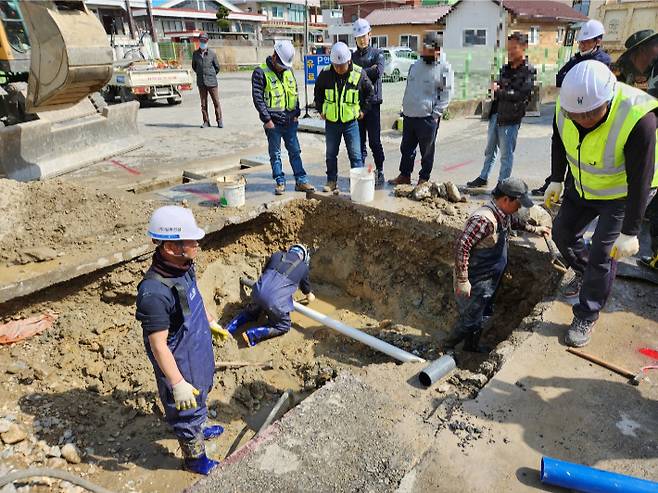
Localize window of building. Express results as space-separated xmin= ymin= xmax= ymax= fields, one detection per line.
xmin=529 ymin=26 xmax=540 ymax=45
xmin=163 ymin=19 xmax=184 ymax=32
xmin=400 ymin=34 xmax=418 ymax=51
xmin=555 ymin=27 xmax=565 ymax=44
xmin=337 ymin=33 xmax=349 ymax=44
xmin=271 ymin=5 xmax=284 ymax=19
xmin=463 ymin=29 xmax=486 ymax=47
xmin=289 ymin=4 xmax=304 ymax=23
xmin=371 ymin=35 xmax=387 ymax=48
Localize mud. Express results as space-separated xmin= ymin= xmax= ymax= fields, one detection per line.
xmin=0 ymin=198 xmax=557 ymax=492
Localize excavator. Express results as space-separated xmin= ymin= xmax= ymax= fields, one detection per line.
xmin=0 ymin=0 xmax=142 ymax=181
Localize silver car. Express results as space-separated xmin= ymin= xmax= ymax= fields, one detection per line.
xmin=382 ymin=47 xmax=418 ymax=82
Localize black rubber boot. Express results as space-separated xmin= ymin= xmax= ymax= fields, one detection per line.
xmin=442 ymin=327 xmax=469 ymax=349
xmin=463 ymin=329 xmax=491 ymax=353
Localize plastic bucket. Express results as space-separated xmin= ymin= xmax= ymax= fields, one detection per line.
xmin=216 ymin=175 xmax=246 ymax=208
xmin=349 ymin=167 xmax=375 ymax=203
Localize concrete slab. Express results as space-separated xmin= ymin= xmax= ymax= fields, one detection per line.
xmin=297 ymin=117 xmax=325 ymax=134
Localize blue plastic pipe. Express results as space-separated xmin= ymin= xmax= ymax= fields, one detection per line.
xmin=540 ymin=456 xmax=658 ymax=493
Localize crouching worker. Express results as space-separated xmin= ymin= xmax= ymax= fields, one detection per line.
xmin=136 ymin=206 xmax=224 ymax=475
xmin=227 ymin=244 xmax=314 ymax=346
xmin=446 ymin=178 xmax=550 ymax=352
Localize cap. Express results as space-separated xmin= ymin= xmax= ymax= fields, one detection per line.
xmin=199 ymin=32 xmax=209 ymax=41
xmin=560 ymin=60 xmax=616 ymax=113
xmin=576 ymin=19 xmax=605 ymax=42
xmin=423 ymin=32 xmax=442 ymax=49
xmin=495 ymin=177 xmax=533 ymax=208
xmin=330 ymin=42 xmax=351 ymax=65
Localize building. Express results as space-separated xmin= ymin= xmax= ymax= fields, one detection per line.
xmin=337 ymin=0 xmax=419 ymax=23
xmin=365 ymin=5 xmax=451 ymax=50
xmin=85 ymin=0 xmax=147 ymax=36
xmin=230 ymin=0 xmax=327 ymax=44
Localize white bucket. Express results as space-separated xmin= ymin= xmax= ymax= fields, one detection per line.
xmin=350 ymin=167 xmax=375 ymax=203
xmin=216 ymin=175 xmax=246 ymax=208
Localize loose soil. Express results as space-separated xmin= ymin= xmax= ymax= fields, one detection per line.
xmin=0 ymin=198 xmax=557 ymax=493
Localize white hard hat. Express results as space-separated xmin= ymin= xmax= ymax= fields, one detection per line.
xmin=576 ymin=20 xmax=605 ymax=42
xmin=148 ymin=205 xmax=205 ymax=241
xmin=330 ymin=42 xmax=351 ymax=65
xmin=352 ymin=18 xmax=371 ymax=38
xmin=290 ymin=243 xmax=309 ymax=264
xmin=560 ymin=60 xmax=616 ymax=113
xmin=274 ymin=40 xmax=295 ymax=68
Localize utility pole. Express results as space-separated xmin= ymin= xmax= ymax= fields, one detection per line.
xmin=303 ymin=0 xmax=310 ymax=118
xmin=125 ymin=0 xmax=136 ymax=40
xmin=145 ymin=0 xmax=158 ymax=42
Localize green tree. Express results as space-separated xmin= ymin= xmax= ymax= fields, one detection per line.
xmin=216 ymin=5 xmax=230 ymax=32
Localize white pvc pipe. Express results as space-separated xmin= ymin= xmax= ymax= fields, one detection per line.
xmin=241 ymin=278 xmax=425 ymax=364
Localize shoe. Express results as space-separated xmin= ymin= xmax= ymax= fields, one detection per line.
xmin=201 ymin=121 xmax=211 ymax=128
xmin=274 ymin=183 xmax=285 ymax=195
xmin=463 ymin=330 xmax=491 ymax=353
xmin=466 ymin=177 xmax=487 ymax=188
xmin=388 ymin=174 xmax=411 ymax=186
xmin=442 ymin=326 xmax=469 ymax=349
xmin=202 ymin=425 xmax=225 ymax=440
xmin=184 ymin=454 xmax=220 ymax=475
xmin=242 ymin=326 xmax=276 ymax=347
xmin=561 ymin=272 xmax=583 ymax=298
xmin=375 ymin=171 xmax=385 ymax=189
xmin=417 ymin=178 xmax=429 ymax=186
xmin=295 ymin=182 xmax=315 ymax=192
xmin=217 ymin=120 xmax=224 ymax=128
xmin=639 ymin=253 xmax=658 ymax=270
xmin=322 ymin=181 xmax=337 ymax=192
xmin=565 ymin=317 xmax=595 ymax=347
xmin=531 ymin=185 xmax=547 ymax=197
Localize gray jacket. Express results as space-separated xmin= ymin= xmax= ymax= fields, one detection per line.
xmin=192 ymin=48 xmax=219 ymax=88
xmin=402 ymin=58 xmax=453 ymax=119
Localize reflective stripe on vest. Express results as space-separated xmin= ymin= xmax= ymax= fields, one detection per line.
xmin=555 ymin=83 xmax=658 ymax=200
xmin=261 ymin=63 xmax=298 ymax=112
xmin=322 ymin=65 xmax=362 ymax=123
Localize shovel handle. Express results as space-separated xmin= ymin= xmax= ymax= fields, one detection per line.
xmin=566 ymin=348 xmax=636 ymax=379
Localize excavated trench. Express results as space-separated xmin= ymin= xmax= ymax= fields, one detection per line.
xmin=0 ymin=197 xmax=558 ymax=491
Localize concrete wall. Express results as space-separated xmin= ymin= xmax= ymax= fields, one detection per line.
xmin=370 ymin=24 xmax=444 ymax=49
xmin=443 ymin=0 xmax=505 ymax=50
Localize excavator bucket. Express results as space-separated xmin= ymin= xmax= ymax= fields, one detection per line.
xmin=21 ymin=0 xmax=113 ymax=112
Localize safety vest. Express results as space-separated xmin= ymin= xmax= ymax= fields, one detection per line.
xmin=322 ymin=64 xmax=363 ymax=123
xmin=555 ymin=83 xmax=658 ymax=200
xmin=261 ymin=63 xmax=298 ymax=112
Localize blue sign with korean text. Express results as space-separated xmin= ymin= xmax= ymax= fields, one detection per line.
xmin=304 ymin=55 xmax=331 ymax=85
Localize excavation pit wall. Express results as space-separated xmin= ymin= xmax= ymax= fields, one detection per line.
xmin=0 ymin=197 xmax=558 ymax=491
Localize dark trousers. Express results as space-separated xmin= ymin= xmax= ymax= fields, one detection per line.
xmin=199 ymin=84 xmax=222 ymax=123
xmin=358 ymin=103 xmax=385 ymax=171
xmin=552 ymin=188 xmax=625 ymax=321
xmin=645 ymin=192 xmax=658 ymax=253
xmin=243 ymin=303 xmax=291 ymax=334
xmin=399 ymin=115 xmax=439 ymax=181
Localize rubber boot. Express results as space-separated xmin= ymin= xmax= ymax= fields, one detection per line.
xmin=639 ymin=252 xmax=658 ymax=271
xmin=180 ymin=438 xmax=219 ymax=475
xmin=463 ymin=329 xmax=491 ymax=353
xmin=242 ymin=326 xmax=280 ymax=347
xmin=442 ymin=326 xmax=469 ymax=349
xmin=202 ymin=425 xmax=225 ymax=440
xmin=226 ymin=311 xmax=254 ymax=335
xmin=375 ymin=170 xmax=385 ymax=190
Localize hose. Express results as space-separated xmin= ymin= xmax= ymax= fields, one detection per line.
xmin=0 ymin=468 xmax=116 ymax=493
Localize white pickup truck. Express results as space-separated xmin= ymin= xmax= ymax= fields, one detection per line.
xmin=103 ymin=60 xmax=193 ymax=105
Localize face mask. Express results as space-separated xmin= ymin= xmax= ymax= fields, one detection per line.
xmin=579 ymin=47 xmax=596 ymax=56
xmin=422 ymin=55 xmax=436 ymax=64
xmin=200 ymin=42 xmax=208 ymax=50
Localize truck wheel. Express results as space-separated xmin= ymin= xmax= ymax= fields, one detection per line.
xmin=167 ymin=97 xmax=182 ymax=105
xmin=119 ymin=87 xmax=135 ymax=103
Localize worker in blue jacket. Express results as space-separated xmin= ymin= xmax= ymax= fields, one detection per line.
xmin=136 ymin=206 xmax=226 ymax=475
xmin=227 ymin=244 xmax=314 ymax=346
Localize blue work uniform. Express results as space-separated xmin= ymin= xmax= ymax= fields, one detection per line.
xmin=136 ymin=266 xmax=214 ymax=456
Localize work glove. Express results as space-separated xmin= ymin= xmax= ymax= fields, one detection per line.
xmin=455 ymin=280 xmax=471 ymax=298
xmin=610 ymin=233 xmax=639 ymax=260
xmin=530 ymin=225 xmax=551 ymax=237
xmin=209 ymin=320 xmax=230 ymax=342
xmin=306 ymin=292 xmax=316 ymax=303
xmin=172 ymin=379 xmax=199 ymax=411
xmin=544 ymin=182 xmax=563 ymax=209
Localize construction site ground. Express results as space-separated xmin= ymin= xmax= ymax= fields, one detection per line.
xmin=0 ymin=74 xmax=656 ymax=493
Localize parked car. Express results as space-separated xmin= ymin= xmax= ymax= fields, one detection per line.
xmin=382 ymin=47 xmax=418 ymax=82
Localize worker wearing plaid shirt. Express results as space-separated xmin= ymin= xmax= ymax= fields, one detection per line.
xmin=446 ymin=178 xmax=550 ymax=352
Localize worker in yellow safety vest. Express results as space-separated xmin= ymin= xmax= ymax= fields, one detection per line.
xmin=251 ymin=40 xmax=315 ymax=195
xmin=313 ymin=42 xmax=374 ymax=193
xmin=545 ymin=60 xmax=658 ymax=347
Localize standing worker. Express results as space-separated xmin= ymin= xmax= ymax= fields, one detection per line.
xmin=532 ymin=20 xmax=611 ymax=196
xmin=388 ymin=32 xmax=453 ymax=186
xmin=136 ymin=206 xmax=226 ymax=475
xmin=192 ymin=33 xmax=223 ymax=128
xmin=467 ymin=32 xmax=535 ymax=189
xmin=251 ymin=40 xmax=315 ymax=195
xmin=351 ymin=19 xmax=386 ymax=189
xmin=617 ymin=30 xmax=658 ymax=270
xmin=226 ymin=244 xmax=315 ymax=346
xmin=314 ymin=42 xmax=374 ymax=193
xmin=545 ymin=61 xmax=658 ymax=347
xmin=447 ymin=178 xmax=550 ymax=352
